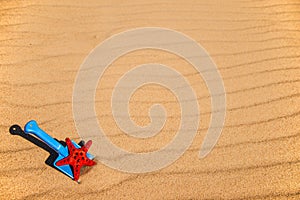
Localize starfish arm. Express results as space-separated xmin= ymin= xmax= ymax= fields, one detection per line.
xmin=72 ymin=164 xmax=82 ymax=181
xmin=83 ymin=159 xmax=97 ymax=166
xmin=56 ymin=157 xmax=70 ymax=166
xmin=65 ymin=138 xmax=76 ymax=153
xmin=83 ymin=140 xmax=92 ymax=152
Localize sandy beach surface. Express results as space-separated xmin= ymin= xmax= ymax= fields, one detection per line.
xmin=0 ymin=0 xmax=299 ymax=199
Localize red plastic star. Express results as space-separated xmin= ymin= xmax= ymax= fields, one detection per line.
xmin=56 ymin=138 xmax=96 ymax=181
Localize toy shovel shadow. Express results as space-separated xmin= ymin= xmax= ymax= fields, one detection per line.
xmin=10 ymin=120 xmax=95 ymax=181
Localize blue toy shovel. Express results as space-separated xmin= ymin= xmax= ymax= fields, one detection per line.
xmin=10 ymin=120 xmax=96 ymax=182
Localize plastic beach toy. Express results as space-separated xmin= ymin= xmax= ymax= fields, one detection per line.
xmin=10 ymin=120 xmax=96 ymax=182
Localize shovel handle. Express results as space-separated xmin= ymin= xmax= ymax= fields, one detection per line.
xmin=24 ymin=120 xmax=68 ymax=157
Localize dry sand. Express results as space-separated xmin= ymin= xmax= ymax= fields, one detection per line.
xmin=0 ymin=0 xmax=299 ymax=199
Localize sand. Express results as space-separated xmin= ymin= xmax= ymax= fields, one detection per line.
xmin=0 ymin=0 xmax=299 ymax=199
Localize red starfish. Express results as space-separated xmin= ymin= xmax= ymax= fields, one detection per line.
xmin=56 ymin=138 xmax=96 ymax=181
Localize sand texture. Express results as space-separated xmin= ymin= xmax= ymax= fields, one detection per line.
xmin=0 ymin=0 xmax=299 ymax=199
